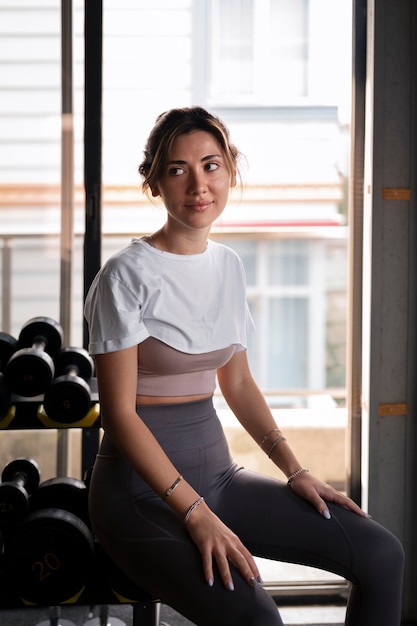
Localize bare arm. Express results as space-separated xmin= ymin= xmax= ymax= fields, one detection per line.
xmin=217 ymin=350 xmax=366 ymax=519
xmin=94 ymin=346 xmax=261 ymax=589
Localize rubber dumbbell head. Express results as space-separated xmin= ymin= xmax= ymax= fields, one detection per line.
xmin=0 ymin=373 xmax=11 ymax=422
xmin=44 ymin=347 xmax=94 ymax=423
xmin=0 ymin=332 xmax=18 ymax=372
xmin=0 ymin=457 xmax=40 ymax=526
xmin=6 ymin=317 xmax=63 ymax=397
xmin=29 ymin=475 xmax=90 ymax=528
xmin=9 ymin=507 xmax=95 ymax=605
xmin=0 ymin=333 xmax=18 ymax=420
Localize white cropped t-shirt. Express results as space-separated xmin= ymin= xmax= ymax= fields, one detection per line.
xmin=84 ymin=237 xmax=255 ymax=395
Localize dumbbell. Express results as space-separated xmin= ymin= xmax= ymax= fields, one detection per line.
xmin=29 ymin=475 xmax=90 ymax=528
xmin=0 ymin=332 xmax=18 ymax=420
xmin=6 ymin=316 xmax=63 ymax=397
xmin=0 ymin=458 xmax=40 ymax=526
xmin=8 ymin=475 xmax=95 ymax=605
xmin=43 ymin=347 xmax=94 ymax=423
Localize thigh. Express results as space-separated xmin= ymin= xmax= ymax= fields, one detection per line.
xmin=215 ymin=468 xmax=402 ymax=586
xmin=90 ymin=460 xmax=282 ymax=626
xmin=89 ymin=448 xmax=282 ymax=626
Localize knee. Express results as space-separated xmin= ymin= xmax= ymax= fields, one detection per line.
xmin=368 ymin=522 xmax=405 ymax=577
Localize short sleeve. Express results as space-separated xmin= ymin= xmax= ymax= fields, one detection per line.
xmin=84 ymin=269 xmax=149 ymax=355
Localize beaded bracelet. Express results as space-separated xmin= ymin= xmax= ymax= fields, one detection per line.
xmin=287 ymin=468 xmax=309 ymax=486
xmin=184 ymin=496 xmax=205 ymax=525
xmin=164 ymin=474 xmax=183 ymax=499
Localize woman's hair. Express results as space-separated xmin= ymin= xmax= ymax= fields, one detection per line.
xmin=138 ymin=107 xmax=240 ymax=195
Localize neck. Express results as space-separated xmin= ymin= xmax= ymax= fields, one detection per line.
xmin=150 ymin=227 xmax=209 ymax=255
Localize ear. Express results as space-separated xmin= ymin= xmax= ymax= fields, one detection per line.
xmin=151 ymin=185 xmax=160 ymax=197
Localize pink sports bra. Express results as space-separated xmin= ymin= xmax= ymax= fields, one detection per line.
xmin=137 ymin=336 xmax=239 ymax=396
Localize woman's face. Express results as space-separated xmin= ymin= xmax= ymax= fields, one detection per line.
xmin=152 ymin=130 xmax=232 ymax=235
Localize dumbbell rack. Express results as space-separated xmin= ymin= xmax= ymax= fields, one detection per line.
xmin=0 ymin=386 xmax=163 ymax=626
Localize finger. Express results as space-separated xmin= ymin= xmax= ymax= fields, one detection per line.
xmin=307 ymin=493 xmax=332 ymax=519
xmin=214 ymin=553 xmax=235 ymax=591
xmin=328 ymin=491 xmax=368 ymax=517
xmin=201 ymin=550 xmax=215 ymax=587
xmin=240 ymin=547 xmax=263 ymax=585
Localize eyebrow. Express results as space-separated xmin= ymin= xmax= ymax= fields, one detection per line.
xmin=167 ymin=153 xmax=223 ymax=165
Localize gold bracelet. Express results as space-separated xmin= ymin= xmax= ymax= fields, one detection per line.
xmin=164 ymin=474 xmax=183 ymax=499
xmin=287 ymin=468 xmax=309 ymax=486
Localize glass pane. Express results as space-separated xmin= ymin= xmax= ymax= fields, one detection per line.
xmin=210 ymin=0 xmax=254 ymax=98
xmin=269 ymin=0 xmax=308 ymax=97
xmin=268 ymin=297 xmax=308 ymax=388
xmin=267 ymin=240 xmax=310 ymax=286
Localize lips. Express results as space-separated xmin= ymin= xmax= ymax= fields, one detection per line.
xmin=185 ymin=201 xmax=213 ymax=212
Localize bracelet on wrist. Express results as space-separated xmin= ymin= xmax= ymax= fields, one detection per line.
xmin=163 ymin=474 xmax=183 ymax=499
xmin=259 ymin=428 xmax=282 ymax=449
xmin=184 ymin=496 xmax=205 ymax=525
xmin=267 ymin=435 xmax=286 ymax=458
xmin=287 ymin=468 xmax=309 ymax=486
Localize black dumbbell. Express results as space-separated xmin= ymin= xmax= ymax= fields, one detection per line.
xmin=0 ymin=332 xmax=18 ymax=371
xmin=29 ymin=475 xmax=90 ymax=528
xmin=0 ymin=332 xmax=18 ymax=420
xmin=5 ymin=316 xmax=63 ymax=397
xmin=8 ymin=475 xmax=94 ymax=606
xmin=43 ymin=347 xmax=94 ymax=423
xmin=0 ymin=458 xmax=40 ymax=527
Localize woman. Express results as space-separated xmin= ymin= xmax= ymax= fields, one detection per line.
xmin=84 ymin=107 xmax=404 ymax=626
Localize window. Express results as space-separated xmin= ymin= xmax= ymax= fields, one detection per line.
xmin=207 ymin=0 xmax=308 ymax=106
xmin=219 ymin=236 xmax=346 ymax=407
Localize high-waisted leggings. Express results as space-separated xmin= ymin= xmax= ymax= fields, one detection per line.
xmin=88 ymin=398 xmax=405 ymax=626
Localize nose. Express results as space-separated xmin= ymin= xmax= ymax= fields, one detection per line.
xmin=187 ymin=169 xmax=207 ymax=195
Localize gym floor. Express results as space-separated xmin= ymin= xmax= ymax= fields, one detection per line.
xmin=0 ymin=602 xmax=345 ymax=625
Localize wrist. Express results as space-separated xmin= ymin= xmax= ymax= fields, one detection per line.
xmin=287 ymin=467 xmax=309 ymax=486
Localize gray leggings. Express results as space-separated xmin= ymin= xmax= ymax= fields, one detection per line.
xmin=88 ymin=398 xmax=404 ymax=626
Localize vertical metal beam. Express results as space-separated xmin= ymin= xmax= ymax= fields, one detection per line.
xmin=403 ymin=2 xmax=417 ymax=619
xmin=361 ymin=0 xmax=415 ymax=620
xmin=346 ymin=0 xmax=367 ymax=506
xmin=83 ymin=0 xmax=103 ymax=476
xmin=57 ymin=0 xmax=74 ymax=477
xmin=1 ymin=238 xmax=12 ymax=334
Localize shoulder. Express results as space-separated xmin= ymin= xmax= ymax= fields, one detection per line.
xmin=207 ymin=240 xmax=246 ymax=274
xmin=100 ymin=238 xmax=153 ymax=279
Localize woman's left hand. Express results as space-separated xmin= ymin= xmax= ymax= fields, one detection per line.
xmin=288 ymin=470 xmax=368 ymax=519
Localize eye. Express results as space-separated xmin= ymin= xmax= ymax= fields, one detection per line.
xmin=205 ymin=162 xmax=219 ymax=172
xmin=168 ymin=166 xmax=185 ymax=176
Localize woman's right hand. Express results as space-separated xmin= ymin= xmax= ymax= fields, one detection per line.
xmin=184 ymin=499 xmax=261 ymax=590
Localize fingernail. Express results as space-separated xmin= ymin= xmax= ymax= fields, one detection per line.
xmin=323 ymin=509 xmax=331 ymax=520
xmin=227 ymin=581 xmax=235 ymax=591
xmin=207 ymin=577 xmax=214 ymax=587
xmin=257 ymin=575 xmax=264 ymax=584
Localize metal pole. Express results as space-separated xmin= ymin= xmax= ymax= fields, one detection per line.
xmin=82 ymin=0 xmax=103 ymax=477
xmin=346 ymin=0 xmax=367 ymax=505
xmin=57 ymin=0 xmax=74 ymax=477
